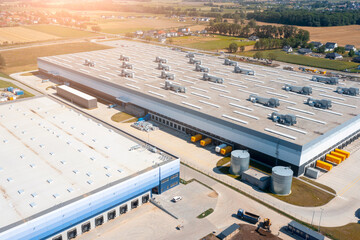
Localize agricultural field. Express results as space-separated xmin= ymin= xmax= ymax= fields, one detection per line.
xmin=0 ymin=42 xmax=113 ymax=74
xmin=238 ymin=50 xmax=359 ymax=71
xmin=25 ymin=24 xmax=99 ymax=38
xmin=97 ymin=18 xmax=193 ymax=34
xmin=254 ymin=21 xmax=360 ymax=47
xmin=171 ymin=35 xmax=255 ymax=51
xmin=0 ymin=26 xmax=60 ymax=45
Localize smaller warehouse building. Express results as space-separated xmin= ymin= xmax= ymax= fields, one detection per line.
xmin=57 ymin=85 xmax=97 ymax=109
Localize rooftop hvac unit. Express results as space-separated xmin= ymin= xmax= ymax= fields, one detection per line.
xmin=248 ymin=94 xmax=280 ymax=108
xmin=284 ymin=84 xmax=312 ymax=95
xmin=84 ymin=59 xmax=95 ymax=67
xmin=224 ymin=58 xmax=238 ymax=66
xmin=164 ymin=80 xmax=186 ymax=93
xmin=270 ymin=112 xmax=297 ymax=126
xmin=195 ymin=63 xmax=210 ymax=72
xmin=158 ymin=63 xmax=170 ymax=71
xmin=160 ymin=71 xmax=175 ymax=80
xmin=311 ymin=75 xmax=338 ymax=85
xmin=119 ymin=55 xmax=130 ymax=61
xmin=189 ymin=58 xmax=201 ymax=65
xmin=155 ymin=56 xmax=167 ymax=63
xmin=336 ymin=87 xmax=359 ymax=96
xmin=234 ymin=66 xmax=255 ymax=75
xmin=202 ymin=73 xmax=223 ymax=84
xmin=306 ymin=98 xmax=332 ymax=109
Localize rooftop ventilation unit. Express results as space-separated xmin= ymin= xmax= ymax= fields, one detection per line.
xmin=270 ymin=112 xmax=297 ymax=126
xmin=165 ymin=80 xmax=186 ymax=93
xmin=202 ymin=73 xmax=223 ymax=84
xmin=311 ymin=75 xmax=338 ymax=85
xmin=306 ymin=98 xmax=332 ymax=109
xmin=224 ymin=58 xmax=238 ymax=66
xmin=249 ymin=94 xmax=280 ymax=108
xmin=336 ymin=87 xmax=359 ymax=96
xmin=284 ymin=84 xmax=312 ymax=95
xmin=195 ymin=64 xmax=210 ymax=73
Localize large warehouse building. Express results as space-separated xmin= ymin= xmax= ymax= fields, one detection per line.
xmin=0 ymin=97 xmax=179 ymax=240
xmin=37 ymin=40 xmax=360 ymax=176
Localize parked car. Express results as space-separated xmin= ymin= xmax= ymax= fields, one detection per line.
xmin=172 ymin=196 xmax=182 ymax=202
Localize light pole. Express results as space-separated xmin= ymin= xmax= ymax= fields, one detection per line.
xmin=318 ymin=208 xmax=324 ymax=232
xmin=311 ymin=211 xmax=315 ymax=226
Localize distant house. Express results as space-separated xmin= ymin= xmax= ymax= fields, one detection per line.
xmin=325 ymin=42 xmax=338 ymax=52
xmin=345 ymin=44 xmax=357 ymax=52
xmin=135 ymin=30 xmax=143 ymax=36
xmin=298 ymin=48 xmax=312 ymax=55
xmin=283 ymin=46 xmax=293 ymax=53
xmin=310 ymin=41 xmax=323 ymax=49
xmin=353 ymin=56 xmax=360 ymax=63
xmin=325 ymin=52 xmax=343 ymax=60
xmin=178 ymin=27 xmax=190 ymax=33
xmin=248 ymin=35 xmax=259 ymax=41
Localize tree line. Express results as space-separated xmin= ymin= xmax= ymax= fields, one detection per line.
xmin=206 ymin=22 xmax=310 ymax=50
xmin=247 ymin=9 xmax=360 ymax=27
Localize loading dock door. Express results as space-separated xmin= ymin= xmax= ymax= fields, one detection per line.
xmin=142 ymin=194 xmax=149 ymax=203
xmin=131 ymin=199 xmax=139 ymax=209
xmin=108 ymin=210 xmax=116 ymax=220
xmin=95 ymin=216 xmax=104 ymax=227
xmin=67 ymin=228 xmax=77 ymax=240
xmin=81 ymin=222 xmax=91 ymax=233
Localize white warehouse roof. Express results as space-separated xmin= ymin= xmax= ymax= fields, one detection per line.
xmin=0 ymin=97 xmax=171 ymax=230
xmin=57 ymin=85 xmax=96 ymax=100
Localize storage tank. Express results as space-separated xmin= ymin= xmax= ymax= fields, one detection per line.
xmin=230 ymin=150 xmax=250 ymax=175
xmin=270 ymin=166 xmax=293 ymax=195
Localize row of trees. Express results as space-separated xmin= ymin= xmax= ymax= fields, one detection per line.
xmin=247 ymin=9 xmax=360 ymax=27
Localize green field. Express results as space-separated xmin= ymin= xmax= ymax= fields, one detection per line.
xmin=322 ymin=223 xmax=360 ymax=240
xmin=1 ymin=42 xmax=113 ymax=74
xmin=25 ymin=25 xmax=98 ymax=38
xmin=239 ymin=50 xmax=359 ymax=71
xmin=172 ymin=35 xmax=255 ymax=51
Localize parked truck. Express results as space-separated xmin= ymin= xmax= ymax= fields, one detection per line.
xmin=311 ymin=76 xmax=338 ymax=85
xmin=270 ymin=112 xmax=297 ymax=126
xmin=237 ymin=209 xmax=260 ymax=224
xmin=306 ymin=98 xmax=332 ymax=109
xmin=202 ymin=73 xmax=224 ymax=83
xmin=224 ymin=58 xmax=238 ymax=66
xmin=336 ymin=87 xmax=359 ymax=96
xmin=284 ymin=84 xmax=312 ymax=95
xmin=234 ymin=66 xmax=255 ymax=75
xmin=120 ymin=69 xmax=134 ymax=78
xmin=249 ymin=94 xmax=280 ymax=108
xmin=158 ymin=63 xmax=170 ymax=71
xmin=84 ymin=59 xmax=95 ymax=67
xmin=119 ymin=55 xmax=130 ymax=61
xmin=195 ymin=63 xmax=210 ymax=72
xmin=122 ymin=62 xmax=133 ymax=69
xmin=155 ymin=57 xmax=167 ymax=63
xmin=164 ymin=80 xmax=186 ymax=93
xmin=189 ymin=58 xmax=201 ymax=65
xmin=161 ymin=71 xmax=175 ymax=80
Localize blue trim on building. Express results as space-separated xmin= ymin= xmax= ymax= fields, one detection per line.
xmin=160 ymin=173 xmax=179 ymax=194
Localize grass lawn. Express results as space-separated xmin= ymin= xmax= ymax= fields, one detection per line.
xmin=111 ymin=112 xmax=135 ymax=122
xmin=172 ymin=35 xmax=255 ymax=51
xmin=216 ymin=157 xmax=231 ymax=167
xmin=239 ymin=50 xmax=359 ymax=71
xmin=25 ymin=25 xmax=98 ymax=38
xmin=322 ymin=223 xmax=360 ymax=240
xmin=299 ymin=176 xmax=336 ymax=195
xmin=197 ymin=208 xmax=214 ymax=219
xmin=0 ymin=42 xmax=113 ymax=74
xmin=217 ymin=165 xmax=334 ymax=207
xmin=269 ymin=178 xmax=335 ymax=207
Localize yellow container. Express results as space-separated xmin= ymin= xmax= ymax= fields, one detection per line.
xmin=200 ymin=138 xmax=212 ymax=147
xmin=320 ymin=71 xmax=326 ymax=75
xmin=335 ymin=149 xmax=350 ymax=158
xmin=325 ymin=154 xmax=341 ymax=165
xmin=316 ymin=160 xmax=333 ymax=171
xmin=8 ymin=96 xmax=13 ymax=101
xmin=191 ymin=134 xmax=202 ymax=143
xmin=330 ymin=151 xmax=346 ymax=162
xmin=220 ymin=146 xmax=233 ymax=155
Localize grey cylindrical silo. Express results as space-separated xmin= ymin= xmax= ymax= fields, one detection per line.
xmin=270 ymin=166 xmax=293 ymax=195
xmin=230 ymin=150 xmax=250 ymax=175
